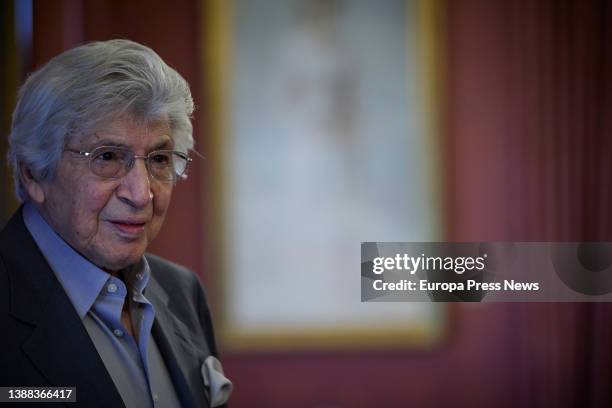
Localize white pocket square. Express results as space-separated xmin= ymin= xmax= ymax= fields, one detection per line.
xmin=201 ymin=356 xmax=233 ymax=407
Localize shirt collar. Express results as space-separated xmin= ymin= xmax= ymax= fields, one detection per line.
xmin=22 ymin=202 xmax=150 ymax=319
xmin=121 ymin=256 xmax=152 ymax=303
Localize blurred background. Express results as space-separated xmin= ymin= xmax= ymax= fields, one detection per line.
xmin=1 ymin=0 xmax=611 ymax=407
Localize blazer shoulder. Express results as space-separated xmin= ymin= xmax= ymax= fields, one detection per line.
xmin=144 ymin=253 xmax=208 ymax=307
xmin=146 ymin=252 xmax=191 ymax=274
xmin=0 ymin=206 xmax=25 ymax=249
xmin=145 ymin=253 xmax=199 ymax=289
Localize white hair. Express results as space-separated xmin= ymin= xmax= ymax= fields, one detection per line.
xmin=8 ymin=39 xmax=195 ymax=201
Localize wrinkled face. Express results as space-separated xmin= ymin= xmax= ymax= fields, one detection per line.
xmin=36 ymin=116 xmax=174 ymax=272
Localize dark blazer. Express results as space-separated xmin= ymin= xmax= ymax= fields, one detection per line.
xmin=0 ymin=207 xmax=220 ymax=408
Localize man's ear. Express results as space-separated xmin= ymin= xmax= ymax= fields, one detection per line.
xmin=19 ymin=164 xmax=46 ymax=204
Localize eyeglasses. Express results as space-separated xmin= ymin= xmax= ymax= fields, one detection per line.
xmin=65 ymin=146 xmax=192 ymax=183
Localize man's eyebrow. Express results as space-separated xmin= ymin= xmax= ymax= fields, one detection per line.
xmin=87 ymin=136 xmax=174 ymax=150
xmin=151 ymin=138 xmax=174 ymax=150
xmin=89 ymin=139 xmax=129 ymax=149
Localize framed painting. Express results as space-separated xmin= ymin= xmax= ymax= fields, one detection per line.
xmin=202 ymin=0 xmax=447 ymax=350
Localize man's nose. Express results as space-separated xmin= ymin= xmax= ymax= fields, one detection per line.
xmin=116 ymin=158 xmax=153 ymax=209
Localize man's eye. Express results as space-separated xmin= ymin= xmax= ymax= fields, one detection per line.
xmin=94 ymin=150 xmax=121 ymax=163
xmin=97 ymin=151 xmax=118 ymax=161
xmin=151 ymin=154 xmax=170 ymax=165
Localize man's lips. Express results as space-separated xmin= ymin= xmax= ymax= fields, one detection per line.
xmin=108 ymin=220 xmax=147 ymax=236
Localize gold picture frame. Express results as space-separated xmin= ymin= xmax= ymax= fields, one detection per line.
xmin=201 ymin=0 xmax=448 ymax=351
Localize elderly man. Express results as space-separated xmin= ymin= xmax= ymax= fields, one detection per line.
xmin=0 ymin=40 xmax=231 ymax=407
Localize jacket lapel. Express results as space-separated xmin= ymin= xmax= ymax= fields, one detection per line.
xmin=2 ymin=208 xmax=124 ymax=408
xmin=21 ymin=284 xmax=125 ymax=408
xmin=146 ymin=275 xmax=207 ymax=408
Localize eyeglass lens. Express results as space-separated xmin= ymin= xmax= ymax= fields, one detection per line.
xmin=90 ymin=147 xmax=188 ymax=181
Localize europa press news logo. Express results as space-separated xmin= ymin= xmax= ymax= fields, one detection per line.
xmin=362 ymin=242 xmax=612 ymax=300
xmin=361 ymin=242 xmax=496 ymax=301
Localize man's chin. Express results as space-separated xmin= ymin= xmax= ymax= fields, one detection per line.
xmin=96 ymin=251 xmax=146 ymax=273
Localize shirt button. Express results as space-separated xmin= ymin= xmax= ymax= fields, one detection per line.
xmin=113 ymin=329 xmax=124 ymax=337
xmin=107 ymin=283 xmax=118 ymax=293
xmin=152 ymin=394 xmax=159 ymax=403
